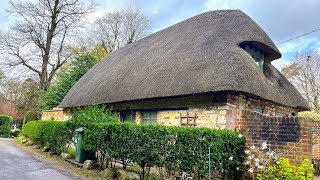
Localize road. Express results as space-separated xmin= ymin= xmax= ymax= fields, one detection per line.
xmin=0 ymin=138 xmax=80 ymax=180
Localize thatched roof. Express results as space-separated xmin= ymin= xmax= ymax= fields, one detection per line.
xmin=60 ymin=10 xmax=309 ymax=110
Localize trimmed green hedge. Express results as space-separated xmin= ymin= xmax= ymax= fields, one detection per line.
xmin=23 ymin=120 xmax=245 ymax=178
xmin=23 ymin=120 xmax=72 ymax=154
xmin=84 ymin=123 xmax=245 ymax=178
xmin=0 ymin=115 xmax=13 ymax=137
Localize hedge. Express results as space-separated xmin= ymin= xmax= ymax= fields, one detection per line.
xmin=23 ymin=120 xmax=245 ymax=178
xmin=83 ymin=123 xmax=245 ymax=178
xmin=0 ymin=115 xmax=13 ymax=137
xmin=23 ymin=120 xmax=72 ymax=154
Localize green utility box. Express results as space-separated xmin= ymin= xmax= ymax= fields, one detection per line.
xmin=75 ymin=127 xmax=87 ymax=163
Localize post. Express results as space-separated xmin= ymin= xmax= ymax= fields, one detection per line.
xmin=209 ymin=147 xmax=211 ymax=180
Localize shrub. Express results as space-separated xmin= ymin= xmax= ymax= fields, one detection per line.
xmin=67 ymin=105 xmax=119 ymax=138
xmin=0 ymin=115 xmax=13 ymax=137
xmin=23 ymin=120 xmax=72 ymax=154
xmin=257 ymin=158 xmax=314 ymax=180
xmin=23 ymin=120 xmax=45 ymax=142
xmin=22 ymin=110 xmax=41 ymax=129
xmin=83 ymin=122 xmax=245 ymax=179
xmin=298 ymin=111 xmax=320 ymax=121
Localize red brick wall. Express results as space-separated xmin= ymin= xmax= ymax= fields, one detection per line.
xmin=232 ymin=109 xmax=313 ymax=165
xmin=313 ymin=122 xmax=320 ymax=160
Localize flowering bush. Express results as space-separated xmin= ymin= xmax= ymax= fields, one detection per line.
xmin=243 ymin=141 xmax=314 ymax=180
xmin=244 ymin=141 xmax=281 ymax=176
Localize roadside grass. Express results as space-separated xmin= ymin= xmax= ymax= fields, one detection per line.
xmin=15 ymin=136 xmax=26 ymax=143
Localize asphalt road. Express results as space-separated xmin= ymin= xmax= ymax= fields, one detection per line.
xmin=0 ymin=138 xmax=80 ymax=180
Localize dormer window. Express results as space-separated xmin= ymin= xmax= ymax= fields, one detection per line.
xmin=243 ymin=45 xmax=265 ymax=71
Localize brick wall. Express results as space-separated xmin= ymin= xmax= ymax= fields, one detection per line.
xmin=313 ymin=122 xmax=320 ymax=160
xmin=227 ymin=94 xmax=297 ymax=117
xmin=233 ymin=109 xmax=313 ymax=164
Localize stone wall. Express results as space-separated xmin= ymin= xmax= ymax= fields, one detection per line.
xmin=233 ymin=109 xmax=313 ymax=164
xmin=41 ymin=108 xmax=71 ymax=121
xmin=112 ymin=93 xmax=302 ymax=131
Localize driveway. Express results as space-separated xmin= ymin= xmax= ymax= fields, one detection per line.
xmin=0 ymin=138 xmax=80 ymax=180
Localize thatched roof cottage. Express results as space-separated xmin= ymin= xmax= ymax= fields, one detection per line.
xmin=60 ymin=10 xmax=308 ymax=128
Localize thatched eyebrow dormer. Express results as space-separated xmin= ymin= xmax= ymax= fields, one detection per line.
xmin=60 ymin=10 xmax=309 ymax=110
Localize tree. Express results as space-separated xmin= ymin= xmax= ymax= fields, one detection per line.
xmin=282 ymin=49 xmax=320 ymax=112
xmin=40 ymin=54 xmax=98 ymax=110
xmin=0 ymin=70 xmax=5 ymax=84
xmin=93 ymin=8 xmax=151 ymax=53
xmin=0 ymin=0 xmax=93 ymax=91
xmin=2 ymin=78 xmax=40 ymax=112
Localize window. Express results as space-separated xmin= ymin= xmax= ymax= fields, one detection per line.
xmin=142 ymin=111 xmax=157 ymax=125
xmin=253 ymin=107 xmax=263 ymax=114
xmin=276 ymin=113 xmax=287 ymax=117
xmin=244 ymin=45 xmax=265 ymax=71
xmin=121 ymin=112 xmax=136 ymax=123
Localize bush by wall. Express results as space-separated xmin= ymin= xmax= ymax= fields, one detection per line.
xmin=23 ymin=118 xmax=245 ymax=179
xmin=23 ymin=120 xmax=72 ymax=154
xmin=0 ymin=115 xmax=13 ymax=138
xmin=299 ymin=111 xmax=320 ymax=121
xmin=67 ymin=105 xmax=119 ymax=132
xmin=83 ymin=123 xmax=245 ymax=178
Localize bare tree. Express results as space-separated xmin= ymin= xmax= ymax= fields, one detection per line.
xmin=122 ymin=8 xmax=150 ymax=44
xmin=282 ymin=49 xmax=320 ymax=112
xmin=94 ymin=11 xmax=122 ymax=53
xmin=92 ymin=8 xmax=150 ymax=53
xmin=2 ymin=77 xmax=39 ymax=112
xmin=0 ymin=0 xmax=94 ymax=91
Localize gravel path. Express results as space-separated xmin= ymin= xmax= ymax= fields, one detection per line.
xmin=0 ymin=138 xmax=80 ymax=180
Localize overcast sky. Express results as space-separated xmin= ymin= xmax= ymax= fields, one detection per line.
xmin=0 ymin=0 xmax=319 ymax=70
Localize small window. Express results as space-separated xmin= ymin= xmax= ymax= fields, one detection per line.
xmin=244 ymin=45 xmax=265 ymax=71
xmin=121 ymin=112 xmax=136 ymax=123
xmin=142 ymin=111 xmax=157 ymax=125
xmin=253 ymin=107 xmax=263 ymax=114
xmin=276 ymin=113 xmax=287 ymax=117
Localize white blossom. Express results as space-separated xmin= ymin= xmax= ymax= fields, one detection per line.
xmin=245 ymin=150 xmax=250 ymax=154
xmin=245 ymin=161 xmax=250 ymax=165
xmin=261 ymin=141 xmax=268 ymax=150
xmin=258 ymin=165 xmax=264 ymax=169
xmin=229 ymin=156 xmax=233 ymax=161
xmin=236 ymin=167 xmax=240 ymax=170
xmin=238 ymin=134 xmax=243 ymax=138
xmin=255 ymin=161 xmax=259 ymax=167
xmin=250 ymin=144 xmax=255 ymax=150
xmin=248 ymin=168 xmax=254 ymax=174
xmin=248 ymin=155 xmax=254 ymax=160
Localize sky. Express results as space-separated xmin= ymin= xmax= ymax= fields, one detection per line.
xmin=0 ymin=0 xmax=320 ymax=70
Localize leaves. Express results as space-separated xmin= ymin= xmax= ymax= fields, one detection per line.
xmin=0 ymin=115 xmax=13 ymax=137
xmin=23 ymin=120 xmax=72 ymax=154
xmin=40 ymin=54 xmax=98 ymax=110
xmin=83 ymin=123 xmax=245 ymax=178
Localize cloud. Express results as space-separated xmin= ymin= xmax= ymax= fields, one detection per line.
xmin=205 ymin=0 xmax=243 ymax=10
